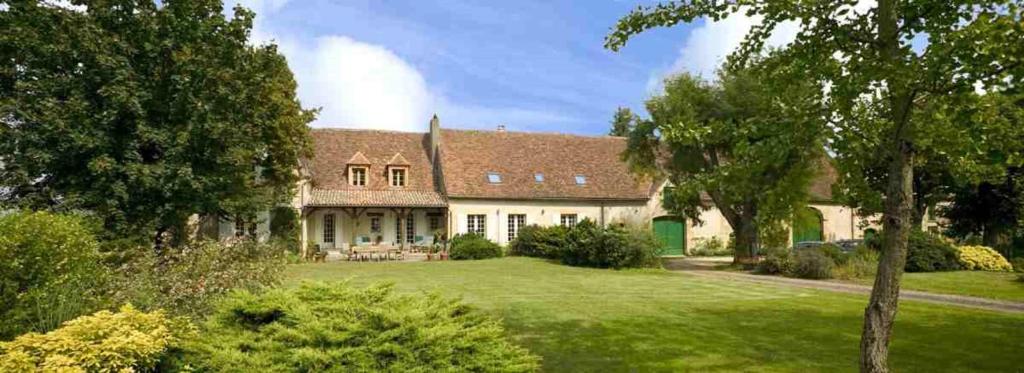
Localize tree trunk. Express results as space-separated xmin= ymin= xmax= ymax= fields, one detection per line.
xmin=732 ymin=218 xmax=759 ymax=265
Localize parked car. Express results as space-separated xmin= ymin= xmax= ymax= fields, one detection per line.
xmin=833 ymin=239 xmax=864 ymax=253
xmin=792 ymin=241 xmax=826 ymax=251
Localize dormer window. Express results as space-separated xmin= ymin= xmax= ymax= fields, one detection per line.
xmin=390 ymin=168 xmax=407 ymax=187
xmin=350 ymin=166 xmax=367 ymax=186
xmin=487 ymin=172 xmax=502 ymax=184
xmin=574 ymin=175 xmax=587 ymax=185
xmin=534 ymin=173 xmax=544 ymax=182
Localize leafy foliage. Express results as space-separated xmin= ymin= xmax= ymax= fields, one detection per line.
xmin=956 ymin=246 xmax=1013 ymax=271
xmin=792 ymin=249 xmax=836 ymax=280
xmin=690 ymin=237 xmax=733 ymax=257
xmin=608 ymin=106 xmax=638 ymax=137
xmin=450 ymin=233 xmax=503 ymax=260
xmin=509 ymin=224 xmax=568 ymax=259
xmin=560 ymin=220 xmax=663 ymax=269
xmin=0 ymin=305 xmax=192 ymax=372
xmin=834 ymin=247 xmax=881 ymax=281
xmin=943 ymin=167 xmax=1024 ymax=257
xmin=269 ymin=206 xmax=301 ymax=254
xmin=755 ymin=247 xmax=795 ymax=275
xmin=0 ymin=211 xmax=111 ymax=339
xmin=111 ymin=240 xmax=285 ymax=318
xmin=905 ymin=231 xmax=963 ymax=273
xmin=623 ymin=63 xmax=825 ymax=262
xmin=0 ymin=1 xmax=314 ymax=244
xmin=175 ymin=282 xmax=539 ymax=372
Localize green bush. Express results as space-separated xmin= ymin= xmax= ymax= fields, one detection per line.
xmin=905 ymin=231 xmax=962 ymax=272
xmin=176 ymin=282 xmax=539 ymax=372
xmin=956 ymin=245 xmax=1012 ymax=271
xmin=111 ymin=240 xmax=285 ymax=318
xmin=559 ymin=220 xmax=662 ymax=269
xmin=509 ymin=224 xmax=568 ymax=259
xmin=1012 ymin=257 xmax=1024 ymax=272
xmin=834 ymin=246 xmax=879 ymax=280
xmin=793 ymin=249 xmax=835 ymax=279
xmin=450 ymin=233 xmax=503 ymax=260
xmin=0 ymin=305 xmax=192 ymax=372
xmin=817 ymin=243 xmax=848 ymax=265
xmin=269 ymin=207 xmax=301 ymax=254
xmin=756 ymin=247 xmax=795 ymax=275
xmin=690 ymin=237 xmax=733 ymax=256
xmin=0 ymin=211 xmax=111 ymax=339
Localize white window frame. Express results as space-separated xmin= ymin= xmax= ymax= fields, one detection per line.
xmin=370 ymin=216 xmax=381 ymax=233
xmin=467 ymin=214 xmax=486 ymax=236
xmin=349 ymin=166 xmax=367 ymax=186
xmin=508 ymin=214 xmax=526 ymax=242
xmin=234 ymin=217 xmax=245 ymax=237
xmin=428 ymin=214 xmax=441 ymax=232
xmin=390 ymin=167 xmax=407 ymax=187
xmin=323 ymin=214 xmax=335 ymax=243
xmin=560 ymin=214 xmax=578 ymax=228
xmin=574 ymin=175 xmax=586 ymax=185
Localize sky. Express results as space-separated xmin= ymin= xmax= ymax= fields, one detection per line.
xmin=230 ymin=0 xmax=802 ymax=135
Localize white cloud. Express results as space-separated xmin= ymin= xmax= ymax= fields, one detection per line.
xmin=649 ymin=11 xmax=800 ymax=91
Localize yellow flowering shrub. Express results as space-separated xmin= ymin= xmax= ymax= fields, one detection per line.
xmin=0 ymin=305 xmax=194 ymax=372
xmin=956 ymin=245 xmax=1012 ymax=271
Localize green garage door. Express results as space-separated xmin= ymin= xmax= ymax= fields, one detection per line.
xmin=653 ymin=216 xmax=686 ymax=255
xmin=792 ymin=207 xmax=824 ymax=243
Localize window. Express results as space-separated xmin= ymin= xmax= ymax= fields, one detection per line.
xmin=428 ymin=214 xmax=441 ymax=231
xmin=487 ymin=172 xmax=502 ymax=183
xmin=395 ymin=215 xmax=415 ymax=243
xmin=370 ymin=216 xmax=381 ymax=233
xmin=234 ymin=218 xmax=245 ymax=237
xmin=574 ymin=175 xmax=587 ymax=185
xmin=390 ymin=168 xmax=406 ymax=187
xmin=248 ymin=222 xmax=257 ymax=238
xmin=350 ymin=167 xmax=367 ymax=186
xmin=534 ymin=173 xmax=544 ymax=182
xmin=508 ymin=214 xmax=526 ymax=241
xmin=560 ymin=214 xmax=578 ymax=227
xmin=467 ymin=214 xmax=486 ymax=236
xmin=323 ymin=214 xmax=335 ymax=243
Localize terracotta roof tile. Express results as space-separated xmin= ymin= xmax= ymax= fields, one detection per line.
xmin=439 ymin=129 xmax=652 ymax=200
xmin=309 ymin=188 xmax=446 ymax=207
xmin=387 ymin=152 xmax=410 ymax=166
xmin=346 ymin=151 xmax=371 ymax=165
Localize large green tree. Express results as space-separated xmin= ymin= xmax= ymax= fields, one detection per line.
xmin=609 ymin=106 xmax=637 ymax=137
xmin=624 ymin=63 xmax=825 ymax=264
xmin=606 ymin=1 xmax=1024 ymax=371
xmin=0 ymin=0 xmax=314 ymax=248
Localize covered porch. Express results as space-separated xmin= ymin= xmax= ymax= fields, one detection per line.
xmin=300 ymin=189 xmax=449 ymax=259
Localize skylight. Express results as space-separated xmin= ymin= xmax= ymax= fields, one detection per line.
xmin=487 ymin=172 xmax=502 ymax=183
xmin=534 ymin=173 xmax=544 ymax=182
xmin=574 ymin=175 xmax=587 ymax=185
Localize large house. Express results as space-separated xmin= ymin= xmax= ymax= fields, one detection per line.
xmin=219 ymin=116 xmax=887 ymax=255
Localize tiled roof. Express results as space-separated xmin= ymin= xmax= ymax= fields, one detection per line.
xmin=387 ymin=152 xmax=410 ymax=166
xmin=809 ymin=157 xmax=838 ymax=202
xmin=439 ymin=129 xmax=653 ymax=200
xmin=309 ymin=189 xmax=446 ymax=207
xmin=306 ymin=129 xmax=442 ymax=207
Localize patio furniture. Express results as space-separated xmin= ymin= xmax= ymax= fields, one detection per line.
xmin=312 ymin=244 xmax=328 ymax=263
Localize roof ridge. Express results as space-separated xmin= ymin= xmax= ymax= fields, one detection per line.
xmin=441 ymin=128 xmax=625 ymax=140
xmin=311 ymin=127 xmax=427 ymax=135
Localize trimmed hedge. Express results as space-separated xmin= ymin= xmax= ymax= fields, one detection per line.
xmin=177 ymin=283 xmax=539 ymax=372
xmin=0 ymin=305 xmax=191 ymax=372
xmin=509 ymin=225 xmax=567 ymax=259
xmin=560 ymin=220 xmax=662 ymax=269
xmin=956 ymin=246 xmax=1012 ymax=271
xmin=450 ymin=233 xmax=503 ymax=260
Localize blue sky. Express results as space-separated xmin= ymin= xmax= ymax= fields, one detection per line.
xmin=233 ymin=0 xmax=802 ymax=135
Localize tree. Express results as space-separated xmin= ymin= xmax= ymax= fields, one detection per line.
xmin=606 ymin=2 xmax=1024 ymax=371
xmin=609 ymin=107 xmax=637 ymax=136
xmin=623 ymin=63 xmax=825 ymax=264
xmin=0 ymin=0 xmax=315 ymax=249
xmin=944 ymin=168 xmax=1024 ymax=255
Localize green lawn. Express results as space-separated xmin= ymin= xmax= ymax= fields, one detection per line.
xmin=285 ymin=258 xmax=1024 ymax=372
xmin=845 ymin=271 xmax=1024 ymax=302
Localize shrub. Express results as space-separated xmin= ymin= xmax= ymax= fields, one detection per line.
xmin=834 ymin=246 xmax=879 ymax=280
xmin=756 ymin=247 xmax=795 ymax=275
xmin=690 ymin=237 xmax=733 ymax=256
xmin=0 ymin=211 xmax=111 ymax=339
xmin=111 ymin=240 xmax=285 ymax=318
xmin=956 ymin=246 xmax=1012 ymax=271
xmin=559 ymin=220 xmax=662 ymax=269
xmin=817 ymin=243 xmax=848 ymax=265
xmin=176 ymin=283 xmax=539 ymax=372
xmin=509 ymin=224 xmax=568 ymax=259
xmin=450 ymin=233 xmax=503 ymax=260
xmin=1012 ymin=257 xmax=1024 ymax=272
xmin=905 ymin=231 xmax=962 ymax=272
xmin=0 ymin=305 xmax=192 ymax=372
xmin=269 ymin=207 xmax=301 ymax=254
xmin=792 ymin=249 xmax=835 ymax=279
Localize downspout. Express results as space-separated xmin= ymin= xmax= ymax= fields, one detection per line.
xmin=600 ymin=202 xmax=606 ymax=227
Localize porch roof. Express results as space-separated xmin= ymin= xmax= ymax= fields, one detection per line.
xmin=309 ymin=188 xmax=447 ymax=208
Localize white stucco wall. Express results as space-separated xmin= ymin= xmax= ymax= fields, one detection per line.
xmin=304 ymin=207 xmax=445 ymax=250
xmin=216 ymin=210 xmax=271 ymax=243
xmin=446 ymin=199 xmax=651 ymax=246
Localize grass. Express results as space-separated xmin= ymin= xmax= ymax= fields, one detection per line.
xmin=286 ymin=258 xmax=1024 ymax=372
xmin=844 ymin=270 xmax=1024 ymax=302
